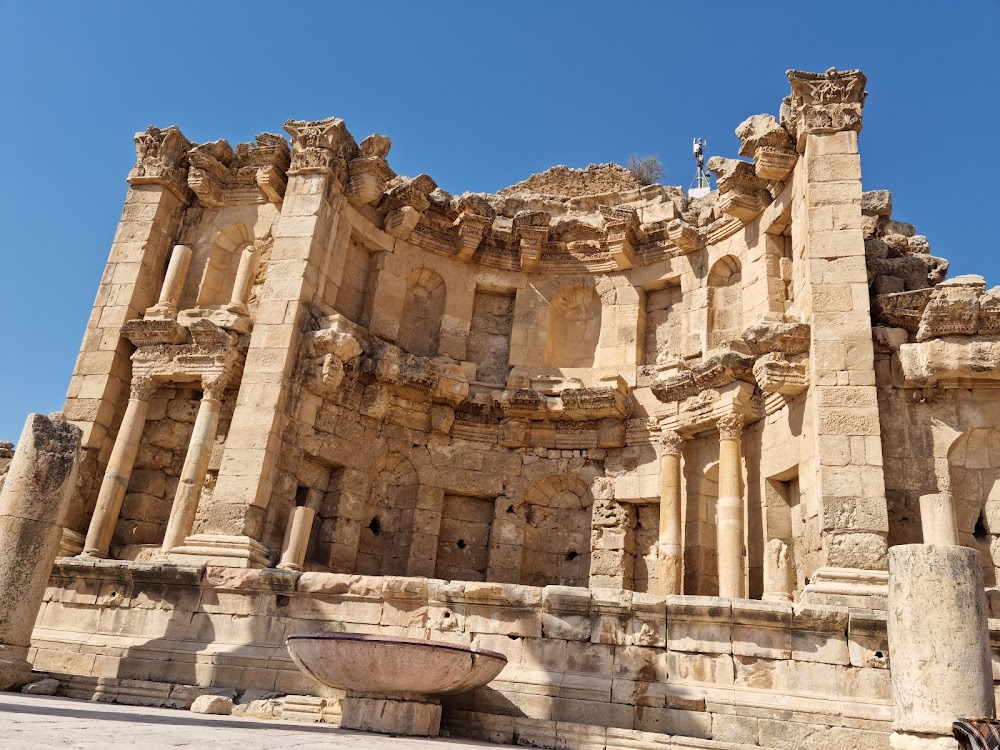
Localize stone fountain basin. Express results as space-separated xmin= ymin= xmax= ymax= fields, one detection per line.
xmin=286 ymin=632 xmax=507 ymax=697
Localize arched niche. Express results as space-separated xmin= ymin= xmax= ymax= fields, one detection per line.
xmin=398 ymin=267 xmax=446 ymax=358
xmin=518 ymin=474 xmax=593 ymax=587
xmin=706 ymin=255 xmax=743 ymax=351
xmin=355 ymin=453 xmax=419 ymax=576
xmin=190 ymin=222 xmax=256 ymax=309
xmin=545 ymin=285 xmax=601 ymax=368
xmin=948 ymin=428 xmax=1000 ymax=587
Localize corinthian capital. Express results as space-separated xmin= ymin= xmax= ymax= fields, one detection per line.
xmin=283 ymin=117 xmax=359 ymax=183
xmin=781 ymin=68 xmax=867 ymax=150
xmin=717 ymin=413 xmax=745 ymax=440
xmin=127 ymin=125 xmax=193 ymax=201
xmin=660 ymin=429 xmax=683 ymax=455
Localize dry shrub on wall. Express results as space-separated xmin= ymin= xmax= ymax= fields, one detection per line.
xmin=626 ymin=154 xmax=663 ymax=186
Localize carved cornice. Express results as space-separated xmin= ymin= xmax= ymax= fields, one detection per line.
xmin=753 ymin=353 xmax=808 ymax=396
xmin=283 ymin=117 xmax=359 ymax=183
xmin=740 ymin=319 xmax=811 ymax=357
xmin=600 ymin=205 xmax=642 ymax=270
xmin=496 ymin=378 xmax=632 ymax=422
xmin=736 ymin=114 xmax=798 ymax=182
xmin=651 ymin=346 xmax=756 ymax=403
xmin=124 ymin=318 xmax=245 ymax=394
xmin=782 ymin=68 xmax=867 ymax=150
xmin=513 ymin=211 xmax=551 ymax=272
xmin=128 ymin=125 xmax=193 ymax=201
xmin=717 ymin=413 xmax=745 ymax=440
xmin=706 ymin=157 xmax=772 ymax=223
xmin=187 ymin=134 xmax=290 ymax=207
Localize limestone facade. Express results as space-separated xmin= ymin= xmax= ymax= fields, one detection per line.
xmin=22 ymin=67 xmax=1000 ymax=748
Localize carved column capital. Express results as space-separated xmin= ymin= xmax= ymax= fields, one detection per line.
xmin=717 ymin=413 xmax=745 ymax=440
xmin=127 ymin=125 xmax=193 ymax=202
xmin=202 ymin=377 xmax=228 ymax=402
xmin=660 ymin=428 xmax=683 ymax=455
xmin=129 ymin=376 xmax=159 ymax=402
xmin=781 ymin=68 xmax=867 ymax=150
xmin=283 ymin=117 xmax=358 ymax=183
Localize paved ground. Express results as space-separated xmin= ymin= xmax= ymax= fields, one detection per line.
xmin=0 ymin=693 xmax=505 ymax=750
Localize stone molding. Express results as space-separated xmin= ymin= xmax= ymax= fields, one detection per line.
xmin=187 ymin=134 xmax=290 ymax=206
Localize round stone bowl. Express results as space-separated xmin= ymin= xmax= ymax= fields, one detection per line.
xmin=286 ymin=632 xmax=508 ymax=697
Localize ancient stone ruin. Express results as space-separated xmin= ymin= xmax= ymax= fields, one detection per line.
xmin=5 ymin=67 xmax=1000 ymax=748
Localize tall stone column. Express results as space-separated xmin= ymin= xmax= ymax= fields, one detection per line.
xmin=145 ymin=244 xmax=192 ymax=319
xmin=784 ymin=69 xmax=891 ymax=607
xmin=888 ymin=545 xmax=993 ymax=748
xmin=658 ymin=429 xmax=684 ymax=596
xmin=80 ymin=376 xmax=158 ymax=558
xmin=191 ymin=118 xmax=355 ymax=567
xmin=716 ymin=414 xmax=746 ymax=599
xmin=0 ymin=414 xmax=81 ymax=689
xmin=160 ymin=378 xmax=226 ymax=554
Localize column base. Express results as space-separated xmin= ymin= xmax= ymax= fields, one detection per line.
xmin=0 ymin=644 xmax=34 ymax=690
xmin=890 ymin=731 xmax=957 ymax=750
xmin=802 ymin=566 xmax=888 ymax=609
xmin=58 ymin=529 xmax=86 ymax=557
xmin=165 ymin=534 xmax=269 ymax=568
xmin=340 ymin=693 xmax=442 ymax=737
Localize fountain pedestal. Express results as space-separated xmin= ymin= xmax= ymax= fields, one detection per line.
xmin=286 ymin=632 xmax=507 ymax=737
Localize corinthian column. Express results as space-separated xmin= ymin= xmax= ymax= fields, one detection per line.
xmin=658 ymin=429 xmax=684 ymax=596
xmin=160 ymin=377 xmax=226 ymax=554
xmin=716 ymin=414 xmax=746 ymax=599
xmin=81 ymin=376 xmax=159 ymax=558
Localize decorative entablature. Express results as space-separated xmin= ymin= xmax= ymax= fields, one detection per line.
xmin=741 ymin=317 xmax=810 ymax=397
xmin=121 ymin=318 xmax=246 ymax=392
xmin=781 ymin=68 xmax=867 ymax=151
xmin=512 ymin=210 xmax=551 ymax=272
xmin=187 ymin=134 xmax=290 ymax=207
xmin=706 ymin=157 xmax=772 ymax=224
xmin=736 ymin=114 xmax=798 ymax=182
xmin=283 ymin=117 xmax=359 ymax=184
xmin=648 ymin=345 xmax=757 ymax=404
xmin=598 ymin=205 xmax=644 ymax=270
xmin=302 ymin=315 xmax=367 ymax=396
xmin=873 ymin=276 xmax=1000 ymax=341
xmin=127 ymin=125 xmax=193 ymax=202
xmin=495 ymin=375 xmax=632 ymax=422
xmin=655 ymin=382 xmax=762 ymax=440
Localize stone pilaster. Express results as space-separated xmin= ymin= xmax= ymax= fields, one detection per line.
xmin=785 ymin=69 xmax=890 ymax=607
xmin=716 ymin=414 xmax=746 ymax=599
xmin=658 ymin=429 xmax=683 ymax=596
xmin=195 ymin=117 xmax=356 ymax=567
xmin=80 ymin=376 xmax=158 ymax=558
xmin=62 ymin=126 xmax=192 ymax=536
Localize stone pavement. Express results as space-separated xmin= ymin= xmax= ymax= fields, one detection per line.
xmin=0 ymin=693 xmax=509 ymax=750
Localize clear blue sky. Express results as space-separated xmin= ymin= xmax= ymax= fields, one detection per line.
xmin=1 ymin=1 xmax=998 ymax=442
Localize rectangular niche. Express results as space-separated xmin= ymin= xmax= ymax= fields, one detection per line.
xmin=643 ymin=282 xmax=683 ymax=366
xmin=467 ymin=287 xmax=515 ymax=385
xmin=334 ymin=235 xmax=373 ymax=325
xmin=434 ymin=494 xmax=494 ymax=582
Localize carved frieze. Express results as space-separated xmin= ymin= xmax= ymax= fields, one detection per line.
xmin=496 ymin=377 xmax=632 ymax=422
xmin=599 ymin=205 xmax=642 ymax=270
xmin=284 ymin=117 xmax=359 ymax=183
xmin=513 ymin=211 xmax=551 ymax=273
xmin=122 ymin=318 xmax=245 ymax=391
xmin=651 ymin=345 xmax=756 ymax=403
xmin=782 ymin=68 xmax=867 ymax=150
xmin=128 ymin=125 xmax=193 ymax=201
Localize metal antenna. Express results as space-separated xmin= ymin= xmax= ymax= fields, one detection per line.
xmin=689 ymin=138 xmax=711 ymax=198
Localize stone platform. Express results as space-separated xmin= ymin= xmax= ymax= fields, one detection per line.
xmin=0 ymin=692 xmax=507 ymax=750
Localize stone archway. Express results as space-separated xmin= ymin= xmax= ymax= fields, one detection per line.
xmin=517 ymin=474 xmax=593 ymax=587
